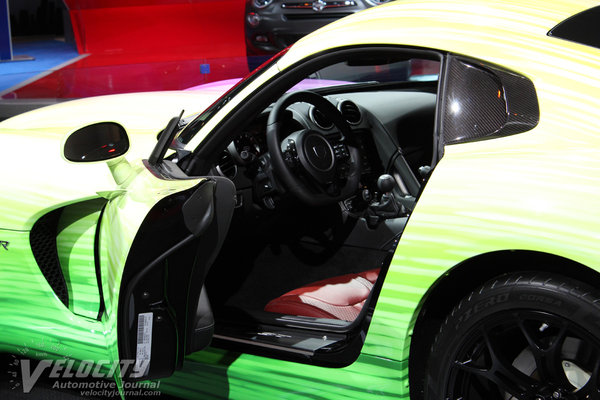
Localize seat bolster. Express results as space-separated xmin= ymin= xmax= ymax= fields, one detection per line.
xmin=265 ymin=268 xmax=380 ymax=321
xmin=264 ymin=295 xmax=341 ymax=319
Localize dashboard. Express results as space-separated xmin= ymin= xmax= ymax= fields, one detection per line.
xmin=227 ymin=112 xmax=303 ymax=166
xmin=213 ymin=90 xmax=437 ymax=211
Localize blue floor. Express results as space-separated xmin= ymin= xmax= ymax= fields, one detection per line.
xmin=0 ymin=39 xmax=80 ymax=93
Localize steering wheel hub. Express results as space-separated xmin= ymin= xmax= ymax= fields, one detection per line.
xmin=303 ymin=133 xmax=334 ymax=172
xmin=266 ymin=90 xmax=361 ymax=206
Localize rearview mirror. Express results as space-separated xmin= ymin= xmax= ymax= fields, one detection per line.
xmin=63 ymin=122 xmax=129 ymax=162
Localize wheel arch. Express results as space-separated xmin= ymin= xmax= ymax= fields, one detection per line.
xmin=407 ymin=249 xmax=600 ymax=399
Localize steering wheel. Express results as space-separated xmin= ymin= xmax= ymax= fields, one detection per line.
xmin=266 ymin=91 xmax=361 ymax=206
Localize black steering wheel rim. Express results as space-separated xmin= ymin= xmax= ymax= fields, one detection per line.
xmin=266 ymin=90 xmax=361 ymax=206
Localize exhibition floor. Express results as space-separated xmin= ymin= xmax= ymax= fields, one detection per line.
xmin=0 ymin=37 xmax=253 ymax=120
xmin=1 ymin=39 xmax=251 ymax=99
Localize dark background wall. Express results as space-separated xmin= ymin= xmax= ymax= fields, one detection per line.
xmin=9 ymin=0 xmax=66 ymax=37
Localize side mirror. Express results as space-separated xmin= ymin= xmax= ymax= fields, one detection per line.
xmin=63 ymin=122 xmax=129 ymax=162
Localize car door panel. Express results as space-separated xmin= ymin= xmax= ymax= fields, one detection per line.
xmin=97 ymin=169 xmax=235 ymax=380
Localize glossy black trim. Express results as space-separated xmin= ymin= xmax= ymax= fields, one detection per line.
xmin=64 ymin=122 xmax=129 ymax=163
xmin=94 ymin=203 xmax=107 ymax=321
xmin=148 ymin=112 xmax=183 ymax=166
xmin=548 ymin=6 xmax=600 ymax=50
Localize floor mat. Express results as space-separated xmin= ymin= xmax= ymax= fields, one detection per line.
xmin=211 ymin=237 xmax=388 ymax=312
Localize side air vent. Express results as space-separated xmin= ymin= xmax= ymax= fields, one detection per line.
xmin=30 ymin=209 xmax=69 ymax=307
xmin=215 ymin=150 xmax=238 ymax=180
xmin=338 ymin=100 xmax=361 ymax=125
xmin=310 ymin=106 xmax=334 ymax=130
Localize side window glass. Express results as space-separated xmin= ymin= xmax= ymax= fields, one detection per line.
xmin=311 ymin=58 xmax=440 ymax=84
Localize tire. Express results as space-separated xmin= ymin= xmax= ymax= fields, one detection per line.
xmin=425 ymin=272 xmax=600 ymax=400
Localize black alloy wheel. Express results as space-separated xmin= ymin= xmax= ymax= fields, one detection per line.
xmin=425 ymin=273 xmax=600 ymax=400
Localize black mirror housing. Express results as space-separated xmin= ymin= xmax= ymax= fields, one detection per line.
xmin=64 ymin=122 xmax=129 ymax=162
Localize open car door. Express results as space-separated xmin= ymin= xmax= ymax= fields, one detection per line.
xmin=64 ymin=121 xmax=236 ymax=381
xmin=109 ymin=175 xmax=235 ymax=380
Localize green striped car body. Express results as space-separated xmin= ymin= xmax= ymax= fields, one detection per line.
xmin=0 ymin=0 xmax=599 ymax=398
xmin=0 ymin=92 xmax=212 ymax=379
xmin=168 ymin=0 xmax=600 ymax=397
xmin=0 ymin=159 xmax=203 ymax=374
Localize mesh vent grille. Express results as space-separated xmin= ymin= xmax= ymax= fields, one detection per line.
xmin=30 ymin=209 xmax=69 ymax=307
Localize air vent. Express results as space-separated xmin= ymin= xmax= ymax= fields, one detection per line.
xmin=338 ymin=100 xmax=361 ymax=125
xmin=310 ymin=106 xmax=334 ymax=130
xmin=30 ymin=209 xmax=69 ymax=307
xmin=215 ymin=150 xmax=238 ymax=180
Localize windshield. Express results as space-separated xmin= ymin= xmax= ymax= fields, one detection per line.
xmin=307 ymin=58 xmax=439 ymax=85
xmin=177 ymin=50 xmax=288 ymax=145
xmin=178 ymin=51 xmax=439 ymax=147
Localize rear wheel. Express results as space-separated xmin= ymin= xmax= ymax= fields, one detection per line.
xmin=425 ymin=273 xmax=600 ymax=400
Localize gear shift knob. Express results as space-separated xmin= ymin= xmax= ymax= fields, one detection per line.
xmin=377 ymin=174 xmax=395 ymax=193
xmin=367 ymin=174 xmax=403 ymax=228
